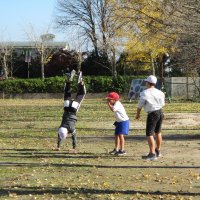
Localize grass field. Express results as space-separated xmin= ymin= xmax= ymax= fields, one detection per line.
xmin=0 ymin=99 xmax=200 ymax=200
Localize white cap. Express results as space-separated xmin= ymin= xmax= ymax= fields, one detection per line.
xmin=145 ymin=75 xmax=157 ymax=84
xmin=58 ymin=127 xmax=68 ymax=140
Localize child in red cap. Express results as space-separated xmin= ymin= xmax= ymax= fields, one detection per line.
xmin=106 ymin=92 xmax=130 ymax=156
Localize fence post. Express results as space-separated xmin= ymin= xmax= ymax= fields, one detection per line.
xmin=186 ymin=76 xmax=189 ymax=100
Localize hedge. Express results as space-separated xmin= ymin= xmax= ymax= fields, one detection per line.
xmin=0 ymin=75 xmax=146 ymax=94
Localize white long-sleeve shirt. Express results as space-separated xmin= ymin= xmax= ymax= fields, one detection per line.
xmin=138 ymin=88 xmax=165 ymax=113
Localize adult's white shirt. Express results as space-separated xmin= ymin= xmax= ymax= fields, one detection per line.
xmin=113 ymin=101 xmax=129 ymax=122
xmin=138 ymin=88 xmax=165 ymax=113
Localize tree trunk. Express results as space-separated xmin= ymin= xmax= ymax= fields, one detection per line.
xmin=91 ymin=29 xmax=99 ymax=57
xmin=149 ymin=51 xmax=155 ymax=75
xmin=111 ymin=47 xmax=117 ymax=77
xmin=3 ymin=54 xmax=8 ymax=79
xmin=41 ymin=63 xmax=45 ymax=80
xmin=94 ymin=40 xmax=99 ymax=57
xmin=41 ymin=45 xmax=45 ymax=80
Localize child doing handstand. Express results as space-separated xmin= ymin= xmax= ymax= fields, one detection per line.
xmin=56 ymin=71 xmax=86 ymax=152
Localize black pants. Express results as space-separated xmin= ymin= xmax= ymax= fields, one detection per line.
xmin=58 ymin=119 xmax=77 ymax=149
xmin=146 ymin=109 xmax=164 ymax=136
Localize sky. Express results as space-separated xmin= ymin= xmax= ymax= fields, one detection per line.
xmin=0 ymin=0 xmax=67 ymax=41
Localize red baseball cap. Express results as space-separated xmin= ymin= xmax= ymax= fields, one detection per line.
xmin=106 ymin=92 xmax=119 ymax=100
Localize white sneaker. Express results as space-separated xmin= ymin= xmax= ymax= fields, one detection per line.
xmin=69 ymin=70 xmax=76 ymax=82
xmin=78 ymin=71 xmax=83 ymax=83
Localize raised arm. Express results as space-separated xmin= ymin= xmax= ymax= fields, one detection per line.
xmin=107 ymin=100 xmax=114 ymax=112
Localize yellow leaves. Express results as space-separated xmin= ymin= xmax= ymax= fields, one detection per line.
xmin=45 ymin=55 xmax=53 ymax=64
xmin=189 ymin=172 xmax=200 ymax=180
xmin=110 ymin=194 xmax=115 ymax=200
xmin=78 ymin=196 xmax=86 ymax=200
xmin=142 ymin=174 xmax=151 ymax=179
xmin=168 ymin=175 xmax=179 ymax=185
xmin=113 ymin=0 xmax=176 ymax=63
xmin=103 ymin=181 xmax=110 ymax=189
xmin=8 ymin=192 xmax=18 ymax=198
xmin=134 ymin=192 xmax=148 ymax=199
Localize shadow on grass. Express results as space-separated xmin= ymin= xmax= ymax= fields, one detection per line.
xmin=0 ymin=149 xmax=95 ymax=155
xmin=0 ymin=134 xmax=200 ymax=140
xmin=0 ymin=186 xmax=199 ymax=197
xmin=0 ymin=162 xmax=199 ymax=169
xmin=1 ymin=154 xmax=110 ymax=159
xmin=0 ymin=149 xmax=104 ymax=159
xmin=77 ymin=135 xmax=200 ymax=141
xmin=0 ymin=148 xmax=47 ymax=151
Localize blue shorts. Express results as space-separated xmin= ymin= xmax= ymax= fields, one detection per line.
xmin=114 ymin=120 xmax=130 ymax=135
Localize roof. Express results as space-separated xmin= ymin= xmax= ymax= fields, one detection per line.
xmin=0 ymin=41 xmax=67 ymax=49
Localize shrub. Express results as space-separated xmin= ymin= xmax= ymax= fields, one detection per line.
xmin=0 ymin=75 xmax=146 ymax=94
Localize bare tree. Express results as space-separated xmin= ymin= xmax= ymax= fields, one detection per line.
xmin=0 ymin=42 xmax=13 ymax=79
xmin=154 ymin=0 xmax=200 ymax=97
xmin=25 ymin=25 xmax=58 ymax=79
xmin=56 ymin=0 xmax=99 ymax=57
xmin=94 ymin=0 xmax=123 ymax=76
xmin=68 ymin=34 xmax=86 ymax=72
xmin=56 ymin=0 xmax=122 ymax=76
xmin=158 ymin=0 xmax=200 ymax=74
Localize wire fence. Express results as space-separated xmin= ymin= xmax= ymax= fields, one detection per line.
xmin=128 ymin=77 xmax=200 ymax=101
xmin=164 ymin=77 xmax=200 ymax=100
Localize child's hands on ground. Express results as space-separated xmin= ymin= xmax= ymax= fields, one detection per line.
xmin=52 ymin=147 xmax=60 ymax=151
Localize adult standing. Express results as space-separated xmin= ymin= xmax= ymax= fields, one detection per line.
xmin=136 ymin=75 xmax=165 ymax=160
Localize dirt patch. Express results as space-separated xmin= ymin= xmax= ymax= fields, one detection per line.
xmin=164 ymin=113 xmax=200 ymax=128
xmin=132 ymin=113 xmax=200 ymax=130
xmin=77 ymin=113 xmax=200 ymax=130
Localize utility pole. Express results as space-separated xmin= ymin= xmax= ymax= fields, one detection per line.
xmin=25 ymin=50 xmax=31 ymax=78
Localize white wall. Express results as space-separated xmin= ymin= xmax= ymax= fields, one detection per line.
xmin=165 ymin=77 xmax=200 ymax=98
